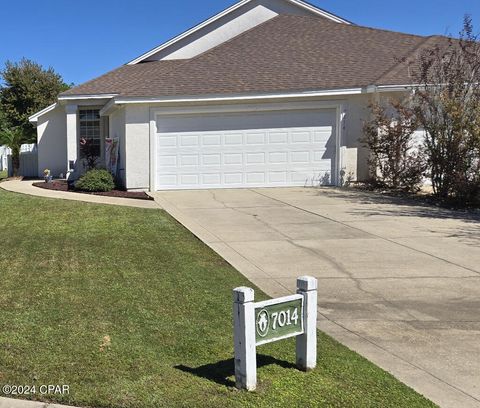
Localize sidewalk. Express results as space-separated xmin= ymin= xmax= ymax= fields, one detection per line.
xmin=0 ymin=180 xmax=160 ymax=210
xmin=0 ymin=397 xmax=77 ymax=408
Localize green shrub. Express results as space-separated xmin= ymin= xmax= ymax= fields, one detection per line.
xmin=75 ymin=169 xmax=115 ymax=192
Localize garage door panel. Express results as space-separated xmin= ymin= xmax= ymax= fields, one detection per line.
xmin=225 ymin=134 xmax=243 ymax=145
xmin=180 ymin=155 xmax=199 ymax=166
xmin=246 ymin=172 xmax=265 ymax=184
xmin=269 ymin=132 xmax=288 ymax=144
xmin=202 ymin=174 xmax=222 ymax=185
xmin=246 ymin=132 xmax=266 ymax=145
xmin=158 ymin=135 xmax=177 ymax=147
xmin=180 ymin=135 xmax=198 ymax=147
xmin=313 ymin=149 xmax=327 ymax=160
xmin=224 ymin=153 xmax=243 ymax=165
xmin=158 ymin=155 xmax=177 ymax=166
xmin=290 ymin=151 xmax=310 ymax=163
xmin=269 ymin=171 xmax=288 ymax=183
xmin=225 ymin=173 xmax=243 ymax=185
xmin=314 ymin=130 xmax=332 ymax=143
xmin=246 ymin=153 xmax=265 ymax=164
xmin=202 ymin=134 xmax=222 ymax=146
xmin=156 ymin=109 xmax=336 ymax=190
xmin=269 ymin=152 xmax=288 ymax=164
xmin=157 ymin=174 xmax=178 ymax=187
xmin=291 ymin=131 xmax=312 ymax=144
xmin=203 ymin=154 xmax=221 ymax=166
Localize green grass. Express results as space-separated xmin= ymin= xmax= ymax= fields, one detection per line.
xmin=0 ymin=189 xmax=436 ymax=408
xmin=0 ymin=170 xmax=7 ymax=181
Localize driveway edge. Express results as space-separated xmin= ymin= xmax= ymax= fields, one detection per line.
xmin=153 ymin=190 xmax=480 ymax=408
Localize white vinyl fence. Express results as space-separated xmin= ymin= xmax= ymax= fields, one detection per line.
xmin=7 ymin=144 xmax=38 ymax=177
xmin=0 ymin=146 xmax=11 ymax=172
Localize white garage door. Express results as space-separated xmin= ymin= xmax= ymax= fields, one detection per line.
xmin=155 ymin=109 xmax=337 ymax=190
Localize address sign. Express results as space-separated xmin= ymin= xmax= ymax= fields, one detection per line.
xmin=233 ymin=276 xmax=318 ymax=391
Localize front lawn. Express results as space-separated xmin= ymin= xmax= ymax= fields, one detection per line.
xmin=0 ymin=189 xmax=436 ymax=408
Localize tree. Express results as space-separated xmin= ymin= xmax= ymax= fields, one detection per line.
xmin=362 ymin=100 xmax=426 ymax=192
xmin=0 ymin=127 xmax=23 ymax=176
xmin=0 ymin=58 xmax=70 ymax=175
xmin=413 ymin=16 xmax=480 ymax=205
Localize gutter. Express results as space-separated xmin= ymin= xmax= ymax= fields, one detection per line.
xmin=31 ymin=85 xmax=413 ymax=122
xmin=57 ymin=94 xmax=119 ymax=101
xmin=113 ymin=88 xmax=364 ymax=105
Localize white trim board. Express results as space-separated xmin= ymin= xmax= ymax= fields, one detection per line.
xmin=127 ymin=0 xmax=351 ymax=65
xmin=58 ymin=94 xmax=118 ymax=101
xmin=29 ymin=103 xmax=57 ymax=123
xmin=115 ymin=88 xmax=363 ymax=105
xmin=255 ymin=294 xmax=303 ymax=308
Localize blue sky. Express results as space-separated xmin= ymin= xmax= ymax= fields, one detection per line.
xmin=1 ymin=0 xmax=479 ymax=86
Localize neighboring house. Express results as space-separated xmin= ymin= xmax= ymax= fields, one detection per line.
xmin=29 ymin=0 xmax=448 ymax=191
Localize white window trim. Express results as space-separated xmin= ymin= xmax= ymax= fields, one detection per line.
xmin=77 ymin=107 xmax=105 ymax=164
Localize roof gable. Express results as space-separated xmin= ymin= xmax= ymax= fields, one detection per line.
xmin=128 ymin=0 xmax=351 ymax=64
xmin=120 ymin=15 xmax=428 ymax=98
xmin=60 ymin=14 xmax=450 ymax=101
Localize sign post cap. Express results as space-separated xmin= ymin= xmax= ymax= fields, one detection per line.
xmin=297 ymin=276 xmax=318 ymax=291
xmin=233 ymin=286 xmax=255 ymax=303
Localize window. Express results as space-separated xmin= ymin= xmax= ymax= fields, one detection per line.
xmin=79 ymin=109 xmax=101 ymax=156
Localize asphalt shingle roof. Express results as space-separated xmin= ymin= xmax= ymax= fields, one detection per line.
xmin=61 ymin=14 xmax=448 ymax=98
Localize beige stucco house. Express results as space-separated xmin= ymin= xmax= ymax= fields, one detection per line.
xmin=29 ymin=0 xmax=445 ymax=191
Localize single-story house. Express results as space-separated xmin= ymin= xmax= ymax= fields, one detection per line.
xmin=29 ymin=0 xmax=446 ymax=191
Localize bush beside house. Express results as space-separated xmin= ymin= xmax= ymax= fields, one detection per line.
xmin=363 ymin=17 xmax=480 ymax=207
xmin=75 ymin=169 xmax=115 ymax=192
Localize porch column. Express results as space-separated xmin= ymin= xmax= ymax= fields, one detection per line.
xmin=65 ymin=104 xmax=78 ymax=179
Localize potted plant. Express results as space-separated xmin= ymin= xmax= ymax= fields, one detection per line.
xmin=43 ymin=169 xmax=52 ymax=183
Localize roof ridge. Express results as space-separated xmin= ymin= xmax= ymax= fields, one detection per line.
xmin=373 ymin=35 xmax=434 ymax=85
xmin=374 ymin=35 xmax=444 ymax=85
xmin=277 ymin=13 xmax=441 ymax=40
xmin=121 ymin=15 xmax=286 ymax=90
xmin=178 ymin=15 xmax=284 ymax=65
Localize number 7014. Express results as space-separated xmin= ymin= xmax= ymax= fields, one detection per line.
xmin=271 ymin=308 xmax=299 ymax=330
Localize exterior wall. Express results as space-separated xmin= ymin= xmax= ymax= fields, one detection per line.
xmin=145 ymin=0 xmax=314 ymax=61
xmin=37 ymin=105 xmax=67 ymax=177
xmin=109 ymin=107 xmax=126 ymax=188
xmin=110 ymin=92 xmax=412 ymax=191
xmin=348 ymin=90 xmax=412 ymax=181
xmin=125 ymin=105 xmax=150 ymax=190
xmin=343 ymin=94 xmax=374 ymax=181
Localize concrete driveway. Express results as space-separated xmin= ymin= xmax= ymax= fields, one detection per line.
xmin=152 ymin=187 xmax=480 ymax=408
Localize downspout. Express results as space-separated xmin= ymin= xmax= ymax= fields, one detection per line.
xmin=365 ymin=85 xmax=380 ymax=182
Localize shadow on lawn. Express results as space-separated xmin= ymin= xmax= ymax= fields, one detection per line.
xmin=175 ymin=355 xmax=296 ymax=387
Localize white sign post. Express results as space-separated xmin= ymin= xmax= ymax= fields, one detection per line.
xmin=233 ymin=286 xmax=257 ymax=391
xmin=233 ymin=276 xmax=318 ymax=391
xmin=296 ymin=276 xmax=318 ymax=371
